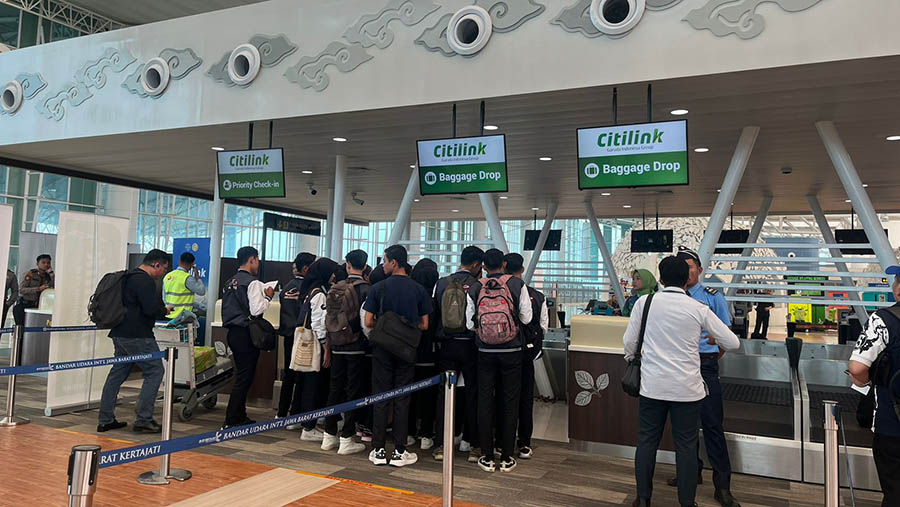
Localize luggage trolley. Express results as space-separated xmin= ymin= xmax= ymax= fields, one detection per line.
xmin=153 ymin=324 xmax=235 ymax=421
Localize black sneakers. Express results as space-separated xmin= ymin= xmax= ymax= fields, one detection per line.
xmin=478 ymin=456 xmax=496 ymax=472
xmin=221 ymin=417 xmax=256 ymax=430
xmin=97 ymin=420 xmax=127 ymax=432
xmin=132 ymin=420 xmax=162 ymax=433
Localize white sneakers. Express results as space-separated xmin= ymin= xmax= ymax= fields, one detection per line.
xmin=369 ymin=447 xmax=388 ymax=466
xmin=321 ymin=432 xmax=340 ymax=451
xmin=458 ymin=439 xmax=472 ymax=452
xmin=338 ymin=436 xmax=366 ymax=455
xmin=390 ymin=449 xmax=418 ymax=467
xmin=420 ymin=437 xmax=434 ymax=451
xmin=300 ymin=428 xmax=325 ymax=441
xmin=406 ymin=435 xmax=417 ymax=447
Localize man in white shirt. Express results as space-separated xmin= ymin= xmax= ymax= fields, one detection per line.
xmin=623 ymin=257 xmax=740 ymax=507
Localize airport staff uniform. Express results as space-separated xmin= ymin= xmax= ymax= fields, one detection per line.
xmin=687 ymin=282 xmax=734 ymax=491
xmin=14 ymin=268 xmax=53 ymax=325
xmin=162 ymin=266 xmax=206 ymax=319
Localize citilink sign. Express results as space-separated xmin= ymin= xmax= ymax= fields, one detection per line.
xmin=416 ymin=134 xmax=508 ymax=195
xmin=217 ymin=148 xmax=286 ymax=198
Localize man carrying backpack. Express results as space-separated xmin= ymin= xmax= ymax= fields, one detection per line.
xmin=504 ymin=253 xmax=549 ymax=460
xmin=467 ymin=248 xmax=533 ymax=473
xmin=97 ymin=249 xmax=172 ymax=433
xmin=322 ymin=249 xmax=371 ymax=456
xmin=431 ymin=246 xmax=484 ymax=462
xmin=363 ymin=245 xmax=432 ymax=467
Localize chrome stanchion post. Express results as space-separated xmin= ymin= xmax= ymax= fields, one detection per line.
xmin=67 ymin=444 xmax=100 ymax=507
xmin=442 ymin=371 xmax=457 ymax=507
xmin=138 ymin=346 xmax=192 ymax=485
xmin=0 ymin=324 xmax=30 ymax=427
xmin=823 ymin=400 xmax=839 ymax=507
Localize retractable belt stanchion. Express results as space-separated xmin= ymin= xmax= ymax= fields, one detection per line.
xmin=0 ymin=325 xmax=29 ymax=427
xmin=823 ymin=400 xmax=840 ymax=507
xmin=68 ymin=445 xmax=101 ymax=507
xmin=138 ymin=346 xmax=192 ymax=485
xmin=442 ymin=370 xmax=457 ymax=507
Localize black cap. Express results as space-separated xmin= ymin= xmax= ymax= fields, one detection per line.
xmin=676 ymin=246 xmax=701 ymax=265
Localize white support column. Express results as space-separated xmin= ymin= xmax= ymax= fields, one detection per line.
xmin=387 ymin=168 xmax=419 ymax=247
xmin=324 ymin=187 xmax=334 ymax=259
xmin=480 ymin=193 xmax=509 ymax=252
xmin=585 ymin=201 xmax=626 ymax=308
xmin=727 ymin=196 xmax=773 ymax=295
xmin=808 ymin=195 xmax=870 ymax=325
xmin=524 ymin=202 xmax=558 ymax=285
xmin=698 ymin=126 xmax=760 ymax=271
xmin=331 ymin=156 xmax=347 ymax=261
xmin=816 ymin=121 xmax=898 ymax=270
xmin=205 ymin=174 xmax=225 ymax=346
xmin=474 ymin=220 xmax=487 ymax=242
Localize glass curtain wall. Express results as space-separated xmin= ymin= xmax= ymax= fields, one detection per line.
xmin=0 ymin=4 xmax=86 ymax=49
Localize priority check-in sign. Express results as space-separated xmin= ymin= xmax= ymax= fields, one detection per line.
xmin=577 ymin=120 xmax=689 ymax=189
xmin=217 ymin=148 xmax=286 ymax=198
xmin=416 ymin=134 xmax=508 ymax=195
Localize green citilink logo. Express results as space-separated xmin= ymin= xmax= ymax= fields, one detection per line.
xmin=433 ymin=142 xmax=487 ymax=157
xmin=229 ymin=153 xmax=270 ymax=167
xmin=597 ymin=128 xmax=663 ymax=148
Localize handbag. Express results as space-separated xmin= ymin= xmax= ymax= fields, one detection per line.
xmin=622 ymin=293 xmax=654 ymax=398
xmin=235 ymin=282 xmax=277 ymax=351
xmin=368 ymin=284 xmax=421 ymax=364
xmin=290 ymin=291 xmax=321 ymax=372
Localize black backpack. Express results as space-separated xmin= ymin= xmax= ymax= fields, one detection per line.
xmin=88 ymin=270 xmax=131 ymax=329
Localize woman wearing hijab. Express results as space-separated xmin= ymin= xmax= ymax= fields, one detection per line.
xmin=622 ymin=269 xmax=659 ymax=317
xmin=408 ymin=259 xmax=440 ymax=450
xmin=292 ymin=257 xmax=339 ymax=442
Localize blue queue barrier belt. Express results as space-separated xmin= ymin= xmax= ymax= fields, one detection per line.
xmin=98 ymin=374 xmax=443 ymax=469
xmin=0 ymin=350 xmax=166 ymax=376
xmin=23 ymin=325 xmax=99 ymax=333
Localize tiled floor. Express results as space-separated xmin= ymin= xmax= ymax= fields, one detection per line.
xmin=0 ymin=370 xmax=887 ymax=506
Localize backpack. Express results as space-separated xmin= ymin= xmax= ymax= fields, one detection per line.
xmin=88 ymin=270 xmax=130 ymax=329
xmin=441 ymin=277 xmax=469 ymax=335
xmin=522 ymin=286 xmax=545 ymax=359
xmin=325 ymin=279 xmax=367 ymax=346
xmin=475 ymin=275 xmax=518 ymax=345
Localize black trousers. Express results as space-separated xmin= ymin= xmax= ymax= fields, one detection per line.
xmin=408 ymin=364 xmax=438 ymax=439
xmin=277 ymin=334 xmax=302 ymax=417
xmin=436 ymin=339 xmax=479 ymax=446
xmin=697 ymin=354 xmax=732 ymax=490
xmin=12 ymin=300 xmax=35 ymax=326
xmin=635 ymin=396 xmax=702 ymax=506
xmin=873 ymin=433 xmax=900 ymax=506
xmin=518 ymin=353 xmax=536 ymax=447
xmin=372 ymin=344 xmax=415 ymax=451
xmin=753 ymin=311 xmax=770 ymax=339
xmin=477 ymin=351 xmax=521 ymax=461
xmin=361 ymin=353 xmax=374 ymax=430
xmin=225 ymin=326 xmax=259 ymax=426
xmin=325 ymin=353 xmax=364 ymax=438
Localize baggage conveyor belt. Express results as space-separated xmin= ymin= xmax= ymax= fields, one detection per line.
xmin=720 ymin=378 xmax=795 ymax=439
xmin=807 ymin=385 xmax=872 ymax=448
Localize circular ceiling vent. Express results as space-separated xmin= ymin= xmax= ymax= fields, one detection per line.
xmin=140 ymin=57 xmax=171 ymax=97
xmin=590 ymin=0 xmax=646 ymax=36
xmin=447 ymin=6 xmax=493 ymax=56
xmin=228 ymin=43 xmax=261 ymax=86
xmin=1 ymin=80 xmax=23 ymax=114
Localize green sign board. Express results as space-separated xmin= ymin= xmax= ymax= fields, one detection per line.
xmin=577 ymin=120 xmax=688 ymax=190
xmin=217 ymin=148 xmax=286 ymax=198
xmin=416 ymin=134 xmax=508 ymax=195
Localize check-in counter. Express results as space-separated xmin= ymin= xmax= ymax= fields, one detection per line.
xmin=211 ymin=298 xmax=281 ymax=404
xmin=567 ymin=315 xmax=678 ymax=457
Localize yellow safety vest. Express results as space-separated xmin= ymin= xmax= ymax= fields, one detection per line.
xmin=163 ymin=269 xmax=193 ymax=319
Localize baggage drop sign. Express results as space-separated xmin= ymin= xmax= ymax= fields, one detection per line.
xmin=577 ymin=120 xmax=688 ymax=189
xmin=217 ymin=148 xmax=286 ymax=198
xmin=416 ymin=135 xmax=508 ymax=195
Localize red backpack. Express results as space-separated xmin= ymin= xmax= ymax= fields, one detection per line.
xmin=475 ymin=275 xmax=518 ymax=345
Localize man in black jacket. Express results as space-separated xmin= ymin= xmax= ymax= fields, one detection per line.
xmin=431 ymin=245 xmax=484 ymax=462
xmin=221 ymin=246 xmax=274 ymax=429
xmin=98 ymin=249 xmax=171 ymax=433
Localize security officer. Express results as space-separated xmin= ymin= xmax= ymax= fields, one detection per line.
xmin=162 ymin=252 xmax=206 ymax=320
xmin=14 ymin=254 xmax=54 ymax=325
xmin=670 ymin=247 xmax=740 ymax=507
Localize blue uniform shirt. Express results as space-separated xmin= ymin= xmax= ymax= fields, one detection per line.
xmin=688 ymin=283 xmax=732 ymax=353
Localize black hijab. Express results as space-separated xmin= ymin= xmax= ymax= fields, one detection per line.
xmin=411 ymin=258 xmax=439 ymax=295
xmin=298 ymin=258 xmax=339 ymax=300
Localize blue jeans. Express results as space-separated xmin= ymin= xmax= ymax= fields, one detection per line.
xmin=98 ymin=337 xmax=163 ymax=425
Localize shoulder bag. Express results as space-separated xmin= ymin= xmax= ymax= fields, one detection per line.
xmin=237 ymin=283 xmax=277 ymax=351
xmin=622 ymin=293 xmax=654 ymax=398
xmin=368 ymin=282 xmax=421 ymax=364
xmin=290 ymin=290 xmax=321 ymax=372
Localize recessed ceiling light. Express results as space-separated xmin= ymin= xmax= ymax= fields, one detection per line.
xmin=332 ymin=137 xmax=348 ymax=142
xmin=717 ymin=189 xmax=721 ymax=193
xmin=451 ymin=209 xmax=459 ymax=213
xmin=301 ymin=170 xmax=313 ymax=174
xmin=409 ymin=164 xmax=416 ymax=168
xmin=886 ymin=135 xmax=900 ymax=141
xmin=845 ymin=199 xmax=852 ymax=203
xmin=863 ymin=184 xmax=869 ymax=188
xmin=601 ymin=192 xmax=611 ymax=196
xmin=499 ymin=196 xmax=509 ymax=199
xmin=539 ymin=157 xmax=552 ymax=161
xmin=694 ymin=147 xmax=709 ymax=153
xmin=670 ymin=109 xmax=689 ymax=116
xmin=483 ymin=125 xmax=499 ymax=131
xmin=414 ymin=198 xmax=420 ymax=202
xmin=622 ymin=205 xmax=632 ymax=209
xmin=211 ymin=146 xmax=225 ymax=151
xmin=531 ymin=207 xmax=539 ymax=211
